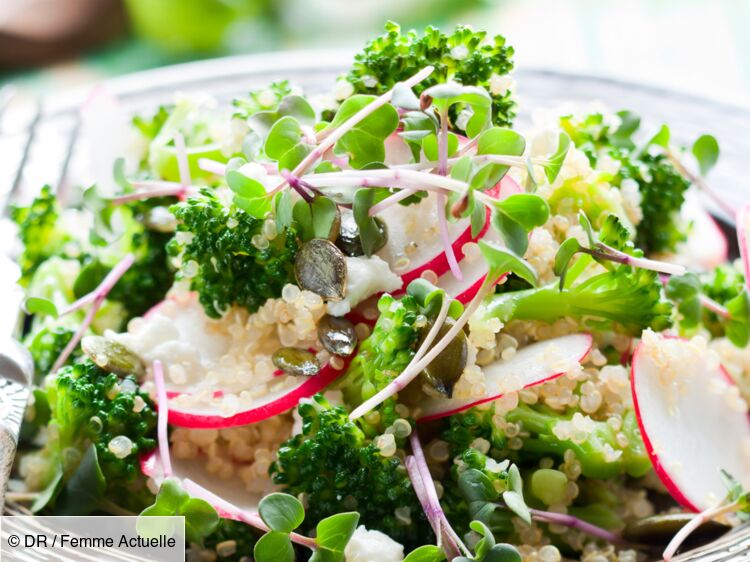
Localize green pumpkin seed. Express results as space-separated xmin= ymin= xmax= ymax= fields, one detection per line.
xmin=272 ymin=347 xmax=321 ymax=377
xmin=294 ymin=239 xmax=347 ymax=300
xmin=336 ymin=212 xmax=387 ymax=257
xmin=418 ymin=317 xmax=467 ymax=398
xmin=317 ymin=315 xmax=358 ymax=357
xmin=81 ymin=336 xmax=145 ymax=378
xmin=623 ymin=513 xmax=730 ymax=549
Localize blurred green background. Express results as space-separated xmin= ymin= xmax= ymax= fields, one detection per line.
xmin=2 ymin=0 xmax=750 ymax=106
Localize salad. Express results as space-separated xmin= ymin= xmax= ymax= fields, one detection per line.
xmin=8 ymin=21 xmax=750 ymax=562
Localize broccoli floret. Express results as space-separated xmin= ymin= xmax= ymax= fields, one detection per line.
xmin=479 ymin=264 xmax=672 ymax=336
xmin=201 ymin=518 xmax=258 ymax=561
xmin=338 ymin=293 xmax=420 ymax=431
xmin=21 ymin=360 xmax=157 ymax=513
xmin=347 ymin=21 xmax=516 ymax=127
xmin=168 ymin=189 xmax=298 ymax=318
xmin=26 ymin=326 xmax=76 ymax=381
xmin=270 ymin=395 xmax=431 ymax=550
xmin=617 ymin=151 xmax=689 ymax=253
xmin=11 ymin=186 xmax=79 ymax=286
xmin=106 ymin=228 xmax=174 ymax=319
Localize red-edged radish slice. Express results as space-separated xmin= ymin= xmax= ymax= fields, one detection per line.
xmin=427 ymin=177 xmax=522 ymax=303
xmin=164 ymin=355 xmax=351 ymax=429
xmin=385 ymin=133 xmax=414 ymax=166
xmin=737 ymin=204 xmax=750 ymax=289
xmin=388 ymin=176 xmax=520 ymax=293
xmin=141 ymin=451 xmax=260 ymax=517
xmin=631 ymin=330 xmax=750 ymax=512
xmin=418 ymin=333 xmax=593 ymax=422
xmin=114 ymin=292 xmax=352 ymax=429
xmin=678 ymin=193 xmax=728 ymax=270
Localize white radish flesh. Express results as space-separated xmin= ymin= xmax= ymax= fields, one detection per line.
xmin=418 ymin=333 xmax=593 ymax=421
xmin=630 ymin=330 xmax=750 ymax=511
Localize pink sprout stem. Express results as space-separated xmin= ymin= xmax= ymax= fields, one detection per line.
xmin=368 ymin=187 xmax=418 ymax=216
xmin=153 ymin=360 xmax=172 ymax=478
xmin=667 ymin=150 xmax=735 ymax=221
xmin=181 ymin=479 xmax=318 ymax=550
xmin=174 ymin=132 xmax=191 ymax=189
xmin=529 ymin=509 xmax=629 ymax=547
xmin=699 ymin=295 xmax=731 ymax=319
xmin=58 ymin=292 xmax=97 ymax=317
xmin=437 ymin=193 xmax=463 ymax=280
xmin=349 ymin=296 xmax=451 ymax=420
xmin=582 ymin=245 xmax=686 ymax=276
xmin=270 ymin=66 xmax=434 ymax=196
xmin=737 ymin=205 xmax=750 ymax=290
xmin=110 ymin=185 xmax=189 ymax=205
xmin=197 ymin=158 xmax=226 ymax=176
xmin=662 ymin=500 xmax=740 ymax=561
xmin=307 ymin=168 xmax=467 ymax=194
xmin=51 ymin=253 xmax=135 ymax=373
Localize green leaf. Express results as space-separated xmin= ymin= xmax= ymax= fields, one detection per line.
xmin=353 ymin=189 xmax=388 ymax=256
xmin=611 ymin=110 xmax=640 ymax=150
xmin=721 ymin=469 xmax=745 ymax=501
xmin=403 ymin=544 xmax=445 ymax=562
xmin=477 ymin=127 xmax=526 ymax=158
xmin=726 ymin=288 xmax=750 ymax=347
xmin=24 ymin=297 xmax=58 ymax=318
xmin=470 ymin=520 xmax=495 ymax=559
xmin=326 ymin=95 xmax=399 ymax=169
xmin=470 ymin=191 xmax=488 ymax=237
xmin=479 ymin=241 xmax=537 ymax=287
xmin=577 ymin=211 xmax=596 ymax=247
xmin=31 ymin=464 xmax=63 ymax=512
xmin=254 ymin=530 xmax=295 ymax=562
xmin=113 ymin=157 xmax=132 ymax=192
xmin=502 ymin=490 xmax=531 ymax=525
xmin=665 ymin=273 xmax=702 ymax=330
xmin=248 ymin=94 xmax=316 ymax=137
xmin=492 ymin=211 xmax=528 ymax=256
xmin=275 ymin=190 xmax=294 ymax=230
xmin=264 ymin=116 xmax=314 ymax=171
xmin=494 ymin=194 xmax=550 ymax=231
xmin=407 ymin=278 xmax=464 ymax=319
xmin=73 ymin=259 xmax=109 ymax=298
xmin=140 ymin=479 xmax=219 ymax=545
xmin=692 ymin=134 xmax=720 ymax=176
xmin=543 ymin=132 xmax=571 ymax=183
xmin=485 ymin=544 xmax=523 ymax=562
xmin=422 ymin=132 xmax=459 ymax=161
xmin=259 ymin=493 xmax=305 ymax=533
xmin=648 ymin=124 xmax=671 ymax=149
xmin=293 ymin=196 xmax=339 ymax=243
xmin=554 ymin=238 xmax=581 ymax=288
xmin=313 ymin=511 xmax=360 ymax=556
xmin=507 ymin=464 xmax=523 ymax=494
xmin=459 ymin=469 xmax=498 ymax=506
xmin=423 ymin=84 xmax=492 ymax=137
xmin=391 ymin=82 xmax=421 ymax=111
xmin=52 ymin=444 xmax=105 ymax=515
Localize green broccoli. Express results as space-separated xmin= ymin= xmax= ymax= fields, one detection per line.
xmin=26 ymin=325 xmax=77 ymax=382
xmin=338 ymin=293 xmax=420 ymax=432
xmin=347 ymin=21 xmax=516 ymax=127
xmin=168 ymin=189 xmax=298 ymax=318
xmin=11 ymin=186 xmax=79 ymax=286
xmin=478 ymin=263 xmax=672 ymax=336
xmin=560 ymin=111 xmax=691 ymax=254
xmin=21 ymin=359 xmax=157 ymax=514
xmin=270 ymin=395 xmax=431 ymax=550
xmin=504 ymin=404 xmax=650 ymax=480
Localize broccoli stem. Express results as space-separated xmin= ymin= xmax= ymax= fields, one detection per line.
xmin=505 ymin=405 xmax=651 ymax=480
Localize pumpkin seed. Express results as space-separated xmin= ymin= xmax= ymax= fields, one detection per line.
xmin=294 ymin=239 xmax=347 ymax=300
xmin=623 ymin=513 xmax=730 ymax=549
xmin=336 ymin=212 xmax=387 ymax=257
xmin=272 ymin=347 xmax=320 ymax=377
xmin=81 ymin=336 xmax=146 ymax=378
xmin=317 ymin=315 xmax=358 ymax=356
xmin=417 ymin=317 xmax=467 ymax=398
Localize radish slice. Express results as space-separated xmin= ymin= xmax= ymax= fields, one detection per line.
xmin=418 ymin=333 xmax=593 ymax=422
xmin=113 ymin=292 xmax=352 ymax=429
xmin=426 ymin=177 xmax=522 ymax=303
xmin=737 ymin=203 xmax=750 ymax=289
xmin=631 ymin=331 xmax=750 ymax=511
xmin=384 ymin=177 xmax=518 ymax=289
xmin=385 ymin=133 xmax=413 ymax=166
xmin=678 ymin=193 xmax=728 ymax=270
xmin=141 ymin=451 xmax=260 ymax=517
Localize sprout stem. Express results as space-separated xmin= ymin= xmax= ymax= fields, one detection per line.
xmin=394 ymin=154 xmax=546 ymax=171
xmin=667 ymin=150 xmax=735 ymax=222
xmin=51 ymin=253 xmax=135 ymax=373
xmin=529 ymin=509 xmax=629 ymax=547
xmin=181 ymin=479 xmax=318 ymax=550
xmin=153 ymin=360 xmax=172 ymax=478
xmin=662 ymin=500 xmax=740 ymax=561
xmin=699 ymin=294 xmax=731 ymax=319
xmin=271 ymin=66 xmax=434 ymax=196
xmin=110 ymin=184 xmax=189 ymax=205
xmin=368 ymin=187 xmax=419 ymax=216
xmin=436 ymin=107 xmax=462 ymax=280
xmin=580 ymin=245 xmax=686 ymax=276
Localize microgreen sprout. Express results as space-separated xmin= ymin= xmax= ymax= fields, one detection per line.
xmin=50 ymin=253 xmax=135 ymax=373
xmin=153 ymin=360 xmax=172 ymax=478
